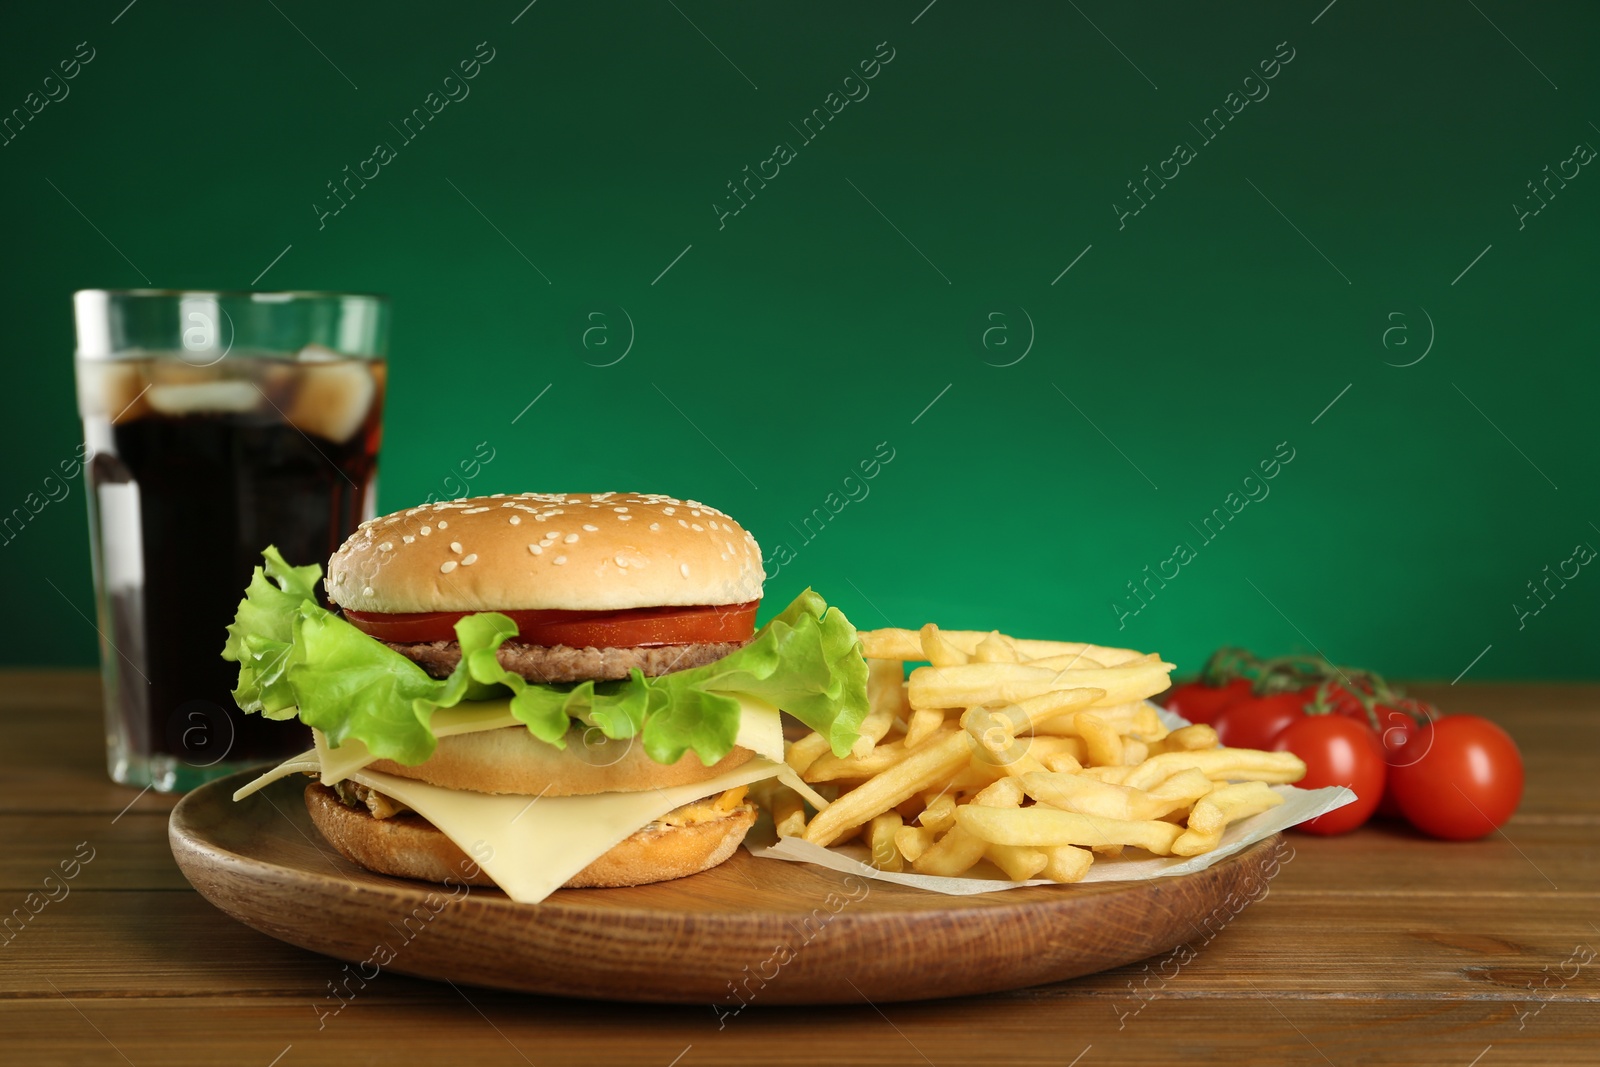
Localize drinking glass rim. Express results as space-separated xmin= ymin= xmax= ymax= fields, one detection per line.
xmin=75 ymin=288 xmax=389 ymax=302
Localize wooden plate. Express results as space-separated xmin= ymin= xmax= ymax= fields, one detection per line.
xmin=170 ymin=770 xmax=1285 ymax=1005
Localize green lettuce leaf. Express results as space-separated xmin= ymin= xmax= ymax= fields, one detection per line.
xmin=221 ymin=549 xmax=869 ymax=768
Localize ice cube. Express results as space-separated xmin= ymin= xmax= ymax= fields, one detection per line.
xmin=76 ymin=361 xmax=152 ymax=423
xmin=147 ymin=380 xmax=262 ymax=415
xmin=297 ymin=344 xmax=344 ymax=362
xmin=285 ymin=361 xmax=375 ymax=443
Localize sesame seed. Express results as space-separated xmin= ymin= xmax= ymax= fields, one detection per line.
xmin=437 ymin=520 xmax=449 ymax=529
xmin=491 ymin=493 xmax=505 ymax=498
xmin=564 ymin=533 xmax=579 ymax=543
xmin=378 ymin=542 xmax=393 ymax=551
xmin=554 ymin=556 xmax=568 ymax=565
xmin=583 ymin=524 xmax=599 ymax=532
xmin=613 ymin=506 xmax=629 ymax=512
xmin=450 ymin=542 xmax=463 ymax=554
xmin=509 ymin=516 xmax=521 ymax=525
xmin=691 ymin=524 xmax=704 ymax=532
xmin=420 ymin=526 xmax=432 ymax=536
xmin=440 ymin=561 xmax=458 ymax=574
xmin=690 ymin=510 xmax=702 ymax=517
xmin=363 ymin=586 xmax=374 ymax=596
xmin=680 ymin=563 xmax=690 ymax=577
xmin=614 ymin=555 xmax=629 ymax=568
xmin=403 ymin=535 xmax=415 ymax=544
xmin=462 ymin=553 xmax=478 ymax=565
xmin=721 ymin=552 xmax=731 ymax=560
xmin=618 ymin=514 xmax=633 ymax=521
xmin=529 ymin=544 xmax=542 ymax=555
xmin=649 ymin=523 xmax=661 ymax=531
xmin=663 ymin=507 xmax=676 ymax=515
xmin=461 ymin=507 xmax=489 ymax=514
xmin=678 ymin=519 xmax=689 ymax=528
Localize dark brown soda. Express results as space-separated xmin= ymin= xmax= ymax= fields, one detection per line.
xmin=87 ymin=360 xmax=382 ymax=766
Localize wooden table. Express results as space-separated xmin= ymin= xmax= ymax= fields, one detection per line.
xmin=3 ymin=672 xmax=1596 ymax=1065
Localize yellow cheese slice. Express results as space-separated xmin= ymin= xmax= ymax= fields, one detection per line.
xmin=346 ymin=758 xmax=787 ymax=903
xmin=232 ymin=694 xmax=820 ymax=797
xmin=232 ymin=754 xmax=320 ymax=802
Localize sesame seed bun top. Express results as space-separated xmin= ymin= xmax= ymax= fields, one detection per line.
xmin=326 ymin=492 xmax=765 ymax=614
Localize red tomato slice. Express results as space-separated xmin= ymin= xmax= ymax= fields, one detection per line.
xmin=1164 ymin=678 xmax=1254 ymax=724
xmin=1273 ymin=715 xmax=1386 ymax=835
xmin=344 ymin=601 xmax=761 ymax=648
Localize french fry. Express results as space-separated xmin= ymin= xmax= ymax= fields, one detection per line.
xmin=920 ymin=623 xmax=969 ymax=667
xmin=1025 ymin=653 xmax=1108 ymax=671
xmin=1149 ymin=767 xmax=1214 ymax=801
xmin=1172 ymin=782 xmax=1284 ymax=856
xmin=1127 ymin=704 xmax=1170 ymax=744
xmin=912 ymin=825 xmax=988 ymax=876
xmin=905 ymin=706 xmax=946 ymax=749
xmin=894 ymin=824 xmax=936 ymax=863
xmin=945 ymin=761 xmax=1012 ymax=791
xmin=1042 ymin=750 xmax=1084 ymax=774
xmin=973 ymin=631 xmax=1020 ymax=663
xmin=1076 ymin=713 xmax=1124 ymax=767
xmin=960 ymin=691 xmax=1104 ymax=758
xmin=1092 ymin=844 xmax=1124 ymax=859
xmin=867 ymin=811 xmax=904 ymax=871
xmin=1122 ymin=739 xmax=1150 ymax=766
xmin=803 ymin=730 xmax=973 ymax=847
xmin=1041 ymin=844 xmax=1094 ymax=883
xmin=1032 ymin=700 xmax=1142 ymax=736
xmin=859 ymin=628 xmax=1146 ymax=666
xmin=786 ymin=732 xmax=832 ymax=777
xmin=1149 ymin=723 xmax=1219 ymax=754
xmin=956 ymin=804 xmax=1184 ymax=855
xmin=1121 ymin=748 xmax=1307 ymax=792
xmin=1020 ymin=771 xmax=1154 ymax=821
xmin=972 ymin=776 xmax=1024 ymax=808
xmin=918 ymin=793 xmax=958 ymax=833
xmin=987 ymin=843 xmax=1048 ymax=881
xmin=802 ymin=740 xmax=914 ymax=782
xmin=767 ymin=783 xmax=807 ymax=838
xmin=851 ymin=658 xmax=908 ymax=758
xmin=910 ymin=661 xmax=1172 ymax=710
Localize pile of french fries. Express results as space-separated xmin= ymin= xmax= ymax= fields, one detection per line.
xmin=770 ymin=625 xmax=1306 ymax=883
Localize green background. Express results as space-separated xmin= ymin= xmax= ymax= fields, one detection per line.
xmin=3 ymin=1 xmax=1596 ymax=680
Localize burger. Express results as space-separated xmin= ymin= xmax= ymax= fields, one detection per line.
xmin=223 ymin=492 xmax=866 ymax=903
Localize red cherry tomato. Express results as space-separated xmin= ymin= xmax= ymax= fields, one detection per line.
xmin=1369 ymin=702 xmax=1430 ymax=818
xmin=1164 ymin=678 xmax=1254 ymax=725
xmin=1272 ymin=716 xmax=1386 ymax=835
xmin=1388 ymin=716 xmax=1524 ymax=840
xmin=1213 ymin=691 xmax=1311 ymax=750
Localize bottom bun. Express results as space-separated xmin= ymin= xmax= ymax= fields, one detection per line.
xmin=303 ymin=782 xmax=757 ymax=890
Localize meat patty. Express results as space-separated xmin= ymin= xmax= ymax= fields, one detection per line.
xmin=383 ymin=638 xmax=748 ymax=684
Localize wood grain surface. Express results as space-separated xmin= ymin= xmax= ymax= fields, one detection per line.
xmin=3 ymin=672 xmax=1598 ymax=1065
